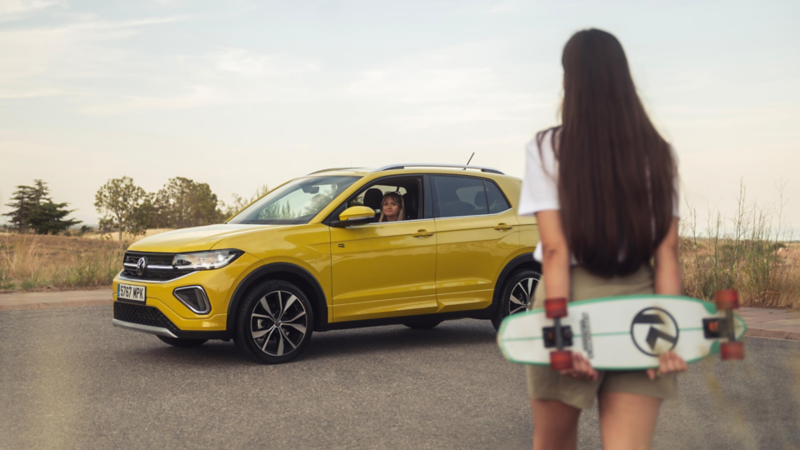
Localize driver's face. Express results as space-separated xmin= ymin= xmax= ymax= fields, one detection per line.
xmin=382 ymin=199 xmax=399 ymax=217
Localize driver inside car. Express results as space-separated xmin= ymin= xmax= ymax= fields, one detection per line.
xmin=379 ymin=192 xmax=405 ymax=222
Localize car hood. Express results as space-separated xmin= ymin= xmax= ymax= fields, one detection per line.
xmin=128 ymin=224 xmax=286 ymax=253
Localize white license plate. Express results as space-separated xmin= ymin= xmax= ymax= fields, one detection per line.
xmin=118 ymin=284 xmax=146 ymax=303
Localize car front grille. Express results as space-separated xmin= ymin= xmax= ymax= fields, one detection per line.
xmin=113 ymin=302 xmax=180 ymax=333
xmin=121 ymin=251 xmax=193 ymax=281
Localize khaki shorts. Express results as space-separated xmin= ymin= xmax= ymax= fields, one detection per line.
xmin=525 ymin=266 xmax=677 ymax=410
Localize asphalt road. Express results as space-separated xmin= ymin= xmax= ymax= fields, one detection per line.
xmin=0 ymin=306 xmax=798 ymax=450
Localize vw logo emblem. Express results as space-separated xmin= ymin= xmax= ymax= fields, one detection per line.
xmin=630 ymin=307 xmax=679 ymax=356
xmin=136 ymin=257 xmax=148 ymax=276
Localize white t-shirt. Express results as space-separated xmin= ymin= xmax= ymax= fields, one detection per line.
xmin=519 ymin=129 xmax=680 ymax=263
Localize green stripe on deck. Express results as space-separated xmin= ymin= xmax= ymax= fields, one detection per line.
xmin=502 ymin=327 xmax=708 ymax=343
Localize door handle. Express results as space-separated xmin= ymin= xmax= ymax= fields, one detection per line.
xmin=493 ymin=223 xmax=513 ymax=231
xmin=412 ymin=230 xmax=434 ymax=238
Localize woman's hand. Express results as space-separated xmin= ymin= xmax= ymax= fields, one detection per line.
xmin=559 ymin=352 xmax=598 ymax=381
xmin=646 ymin=351 xmax=688 ymax=380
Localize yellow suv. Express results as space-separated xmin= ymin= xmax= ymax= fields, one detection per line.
xmin=112 ymin=165 xmax=540 ymax=363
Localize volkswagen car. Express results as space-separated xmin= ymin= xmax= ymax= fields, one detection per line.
xmin=112 ymin=164 xmax=541 ymax=364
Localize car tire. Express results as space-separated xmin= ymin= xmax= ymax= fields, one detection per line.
xmin=157 ymin=336 xmax=208 ymax=347
xmin=403 ymin=320 xmax=443 ymax=330
xmin=234 ymin=280 xmax=315 ymax=364
xmin=492 ymin=268 xmax=541 ymax=331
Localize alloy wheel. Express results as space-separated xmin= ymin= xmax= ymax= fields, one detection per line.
xmin=507 ymin=276 xmax=539 ymax=316
xmin=249 ymin=290 xmax=308 ymax=357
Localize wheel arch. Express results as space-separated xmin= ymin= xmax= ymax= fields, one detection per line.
xmin=491 ymin=253 xmax=541 ymax=314
xmin=226 ymin=263 xmax=329 ymax=333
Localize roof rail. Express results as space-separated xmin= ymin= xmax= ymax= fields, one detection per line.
xmin=375 ymin=164 xmax=504 ymax=175
xmin=308 ymin=167 xmax=368 ymax=175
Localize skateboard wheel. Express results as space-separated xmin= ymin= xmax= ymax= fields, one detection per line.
xmin=550 ymin=350 xmax=573 ymax=370
xmin=720 ymin=341 xmax=744 ymax=360
xmin=545 ymin=297 xmax=568 ymax=319
xmin=715 ymin=290 xmax=739 ymax=310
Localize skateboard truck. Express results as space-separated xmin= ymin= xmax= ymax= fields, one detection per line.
xmin=544 ymin=297 xmax=573 ymax=370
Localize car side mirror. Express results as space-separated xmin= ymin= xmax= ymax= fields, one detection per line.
xmin=332 ymin=206 xmax=375 ymax=227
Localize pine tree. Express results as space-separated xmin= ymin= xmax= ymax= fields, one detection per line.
xmin=3 ymin=180 xmax=81 ymax=234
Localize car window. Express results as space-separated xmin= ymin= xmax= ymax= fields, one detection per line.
xmin=486 ymin=181 xmax=511 ymax=213
xmin=348 ymin=185 xmax=408 ymax=212
xmin=229 ymin=176 xmax=360 ymax=224
xmin=434 ymin=176 xmax=488 ymax=218
xmin=333 ymin=176 xmax=425 ymax=222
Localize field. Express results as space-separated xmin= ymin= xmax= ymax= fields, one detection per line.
xmin=681 ymin=239 xmax=799 ymax=308
xmin=1 ymin=229 xmax=797 ymax=308
xmin=0 ymin=233 xmax=124 ymax=292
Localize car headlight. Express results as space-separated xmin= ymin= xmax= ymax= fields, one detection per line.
xmin=173 ymin=249 xmax=243 ymax=270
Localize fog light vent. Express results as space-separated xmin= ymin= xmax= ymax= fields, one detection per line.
xmin=173 ymin=286 xmax=211 ymax=314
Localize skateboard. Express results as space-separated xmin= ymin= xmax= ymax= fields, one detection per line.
xmin=497 ymin=290 xmax=746 ymax=370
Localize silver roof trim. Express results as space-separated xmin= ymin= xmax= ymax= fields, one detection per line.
xmin=112 ymin=319 xmax=178 ymax=338
xmin=308 ymin=167 xmax=370 ymax=175
xmin=375 ymin=164 xmax=504 ymax=175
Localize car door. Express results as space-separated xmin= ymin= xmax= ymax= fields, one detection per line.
xmin=432 ymin=174 xmax=519 ymax=313
xmin=329 ymin=175 xmax=438 ymax=322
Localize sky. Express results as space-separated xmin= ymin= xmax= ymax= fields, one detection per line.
xmin=1 ymin=0 xmax=798 ymax=237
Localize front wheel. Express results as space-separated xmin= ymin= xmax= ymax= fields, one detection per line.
xmin=492 ymin=268 xmax=540 ymax=331
xmin=234 ymin=280 xmax=315 ymax=364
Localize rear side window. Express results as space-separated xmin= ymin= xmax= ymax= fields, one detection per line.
xmin=434 ymin=176 xmax=488 ymax=218
xmin=486 ymin=181 xmax=511 ymax=213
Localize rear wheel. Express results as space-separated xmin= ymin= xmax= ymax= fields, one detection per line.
xmin=234 ymin=280 xmax=315 ymax=364
xmin=550 ymin=350 xmax=573 ymax=370
xmin=715 ymin=289 xmax=740 ymax=310
xmin=492 ymin=268 xmax=540 ymax=331
xmin=721 ymin=341 xmax=744 ymax=360
xmin=157 ymin=336 xmax=208 ymax=348
xmin=403 ymin=320 xmax=443 ymax=330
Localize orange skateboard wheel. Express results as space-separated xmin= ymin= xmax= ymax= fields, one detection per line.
xmin=715 ymin=289 xmax=740 ymax=310
xmin=545 ymin=297 xmax=568 ymax=319
xmin=550 ymin=350 xmax=573 ymax=370
xmin=720 ymin=341 xmax=744 ymax=360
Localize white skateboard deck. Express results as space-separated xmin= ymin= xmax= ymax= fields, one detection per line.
xmin=497 ymin=295 xmax=747 ymax=370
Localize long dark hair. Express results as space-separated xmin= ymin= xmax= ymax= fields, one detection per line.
xmin=540 ymin=29 xmax=676 ymax=277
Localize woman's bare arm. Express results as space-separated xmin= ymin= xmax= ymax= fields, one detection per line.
xmin=535 ymin=210 xmax=597 ymax=380
xmin=649 ymin=217 xmax=687 ymax=378
xmin=654 ymin=218 xmax=682 ymax=296
xmin=535 ymin=210 xmax=571 ymax=299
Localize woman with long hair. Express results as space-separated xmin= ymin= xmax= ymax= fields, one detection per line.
xmin=379 ymin=192 xmax=405 ymax=222
xmin=519 ymin=29 xmax=687 ymax=449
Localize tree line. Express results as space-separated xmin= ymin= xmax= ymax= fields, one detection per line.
xmin=3 ymin=177 xmax=268 ymax=241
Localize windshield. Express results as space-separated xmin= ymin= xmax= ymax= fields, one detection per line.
xmin=228 ymin=176 xmax=361 ymax=225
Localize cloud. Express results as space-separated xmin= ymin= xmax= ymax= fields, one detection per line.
xmin=0 ymin=0 xmax=59 ymax=20
xmin=0 ymin=87 xmax=82 ymax=99
xmin=0 ymin=14 xmax=193 ymax=82
xmin=80 ymin=85 xmax=229 ymax=114
xmin=392 ymin=101 xmax=552 ymax=130
xmin=214 ymin=47 xmax=320 ymax=78
xmin=345 ymin=39 xmax=552 ymax=128
xmin=346 ymin=40 xmax=508 ymax=102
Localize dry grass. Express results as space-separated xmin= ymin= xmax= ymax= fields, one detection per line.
xmin=680 ymin=183 xmax=799 ymax=309
xmin=1 ymin=212 xmax=798 ymax=307
xmin=0 ymin=233 xmax=126 ymax=293
xmin=680 ymin=240 xmax=799 ymax=308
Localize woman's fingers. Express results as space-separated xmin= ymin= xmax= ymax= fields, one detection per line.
xmin=557 ymin=353 xmax=597 ymax=380
xmin=573 ymin=353 xmax=597 ymax=380
xmin=664 ymin=353 xmax=676 ymax=373
xmin=646 ymin=368 xmax=657 ymax=380
xmin=657 ymin=351 xmax=688 ymax=375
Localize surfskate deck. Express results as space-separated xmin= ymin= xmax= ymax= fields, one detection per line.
xmin=497 ymin=295 xmax=747 ymax=370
